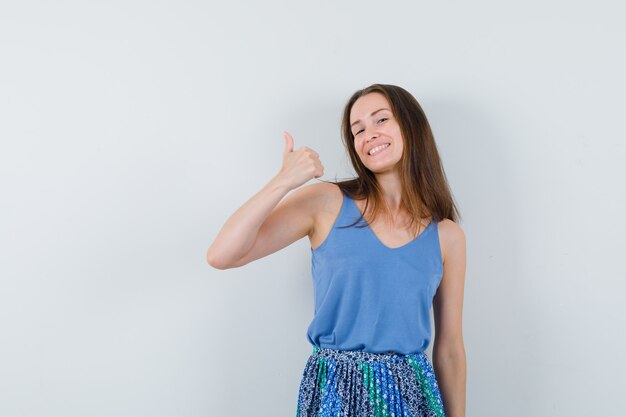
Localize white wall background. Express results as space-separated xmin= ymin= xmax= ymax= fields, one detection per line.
xmin=1 ymin=1 xmax=624 ymax=416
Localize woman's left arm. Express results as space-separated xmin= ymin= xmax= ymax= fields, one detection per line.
xmin=432 ymin=220 xmax=467 ymax=417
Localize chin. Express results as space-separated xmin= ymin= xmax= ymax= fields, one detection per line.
xmin=370 ymin=162 xmax=402 ymax=174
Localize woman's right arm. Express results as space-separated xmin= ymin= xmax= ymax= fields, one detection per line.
xmin=206 ymin=131 xmax=324 ymax=270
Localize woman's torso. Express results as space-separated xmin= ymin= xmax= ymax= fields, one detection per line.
xmin=305 ymin=182 xmax=445 ymax=354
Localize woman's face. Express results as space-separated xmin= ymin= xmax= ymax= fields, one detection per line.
xmin=349 ymin=92 xmax=404 ymax=174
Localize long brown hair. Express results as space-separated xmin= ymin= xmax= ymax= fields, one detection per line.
xmin=320 ymin=83 xmax=461 ymax=235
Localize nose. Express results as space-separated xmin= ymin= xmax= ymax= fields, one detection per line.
xmin=365 ymin=128 xmax=378 ymax=142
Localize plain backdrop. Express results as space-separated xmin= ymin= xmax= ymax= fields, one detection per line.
xmin=1 ymin=1 xmax=625 ymax=416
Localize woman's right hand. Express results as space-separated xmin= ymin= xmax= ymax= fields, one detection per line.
xmin=276 ymin=131 xmax=324 ymax=190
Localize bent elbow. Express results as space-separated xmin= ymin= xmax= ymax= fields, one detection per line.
xmin=206 ymin=250 xmax=226 ymax=270
xmin=206 ymin=250 xmax=240 ymax=270
xmin=207 ymin=258 xmax=226 ymax=270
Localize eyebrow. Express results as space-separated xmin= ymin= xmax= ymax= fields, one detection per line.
xmin=350 ymin=108 xmax=391 ymax=128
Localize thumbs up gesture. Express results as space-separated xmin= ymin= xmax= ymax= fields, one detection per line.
xmin=277 ymin=131 xmax=325 ymax=191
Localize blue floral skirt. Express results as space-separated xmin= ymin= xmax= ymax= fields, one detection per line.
xmin=296 ymin=345 xmax=446 ymax=417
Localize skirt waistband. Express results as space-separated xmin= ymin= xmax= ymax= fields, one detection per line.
xmin=310 ymin=345 xmax=427 ymax=364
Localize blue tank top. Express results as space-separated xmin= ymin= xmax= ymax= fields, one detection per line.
xmin=306 ymin=190 xmax=444 ymax=355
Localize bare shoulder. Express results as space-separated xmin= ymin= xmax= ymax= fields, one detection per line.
xmin=298 ymin=182 xmax=343 ymax=249
xmin=285 ymin=181 xmax=342 ymax=224
xmin=436 ymin=219 xmax=466 ymax=265
xmin=289 ymin=181 xmax=341 ymax=211
xmin=309 ymin=181 xmax=343 ymax=211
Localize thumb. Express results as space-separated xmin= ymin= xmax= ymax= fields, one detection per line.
xmin=283 ymin=131 xmax=294 ymax=155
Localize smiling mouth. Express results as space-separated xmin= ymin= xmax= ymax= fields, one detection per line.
xmin=368 ymin=143 xmax=390 ymax=156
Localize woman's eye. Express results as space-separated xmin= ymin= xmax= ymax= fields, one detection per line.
xmin=354 ymin=129 xmax=363 ymax=135
xmin=377 ymin=118 xmax=388 ymax=123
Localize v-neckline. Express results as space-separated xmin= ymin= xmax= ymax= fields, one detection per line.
xmin=348 ymin=195 xmax=435 ymax=250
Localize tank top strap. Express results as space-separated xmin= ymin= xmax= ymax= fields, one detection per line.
xmin=310 ymin=191 xmax=355 ymax=253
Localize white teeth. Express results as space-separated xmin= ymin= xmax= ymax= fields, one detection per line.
xmin=368 ymin=143 xmax=390 ymax=155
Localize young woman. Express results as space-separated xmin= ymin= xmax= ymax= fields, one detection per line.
xmin=207 ymin=83 xmax=467 ymax=417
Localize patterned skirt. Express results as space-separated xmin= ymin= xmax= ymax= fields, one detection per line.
xmin=296 ymin=345 xmax=446 ymax=417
